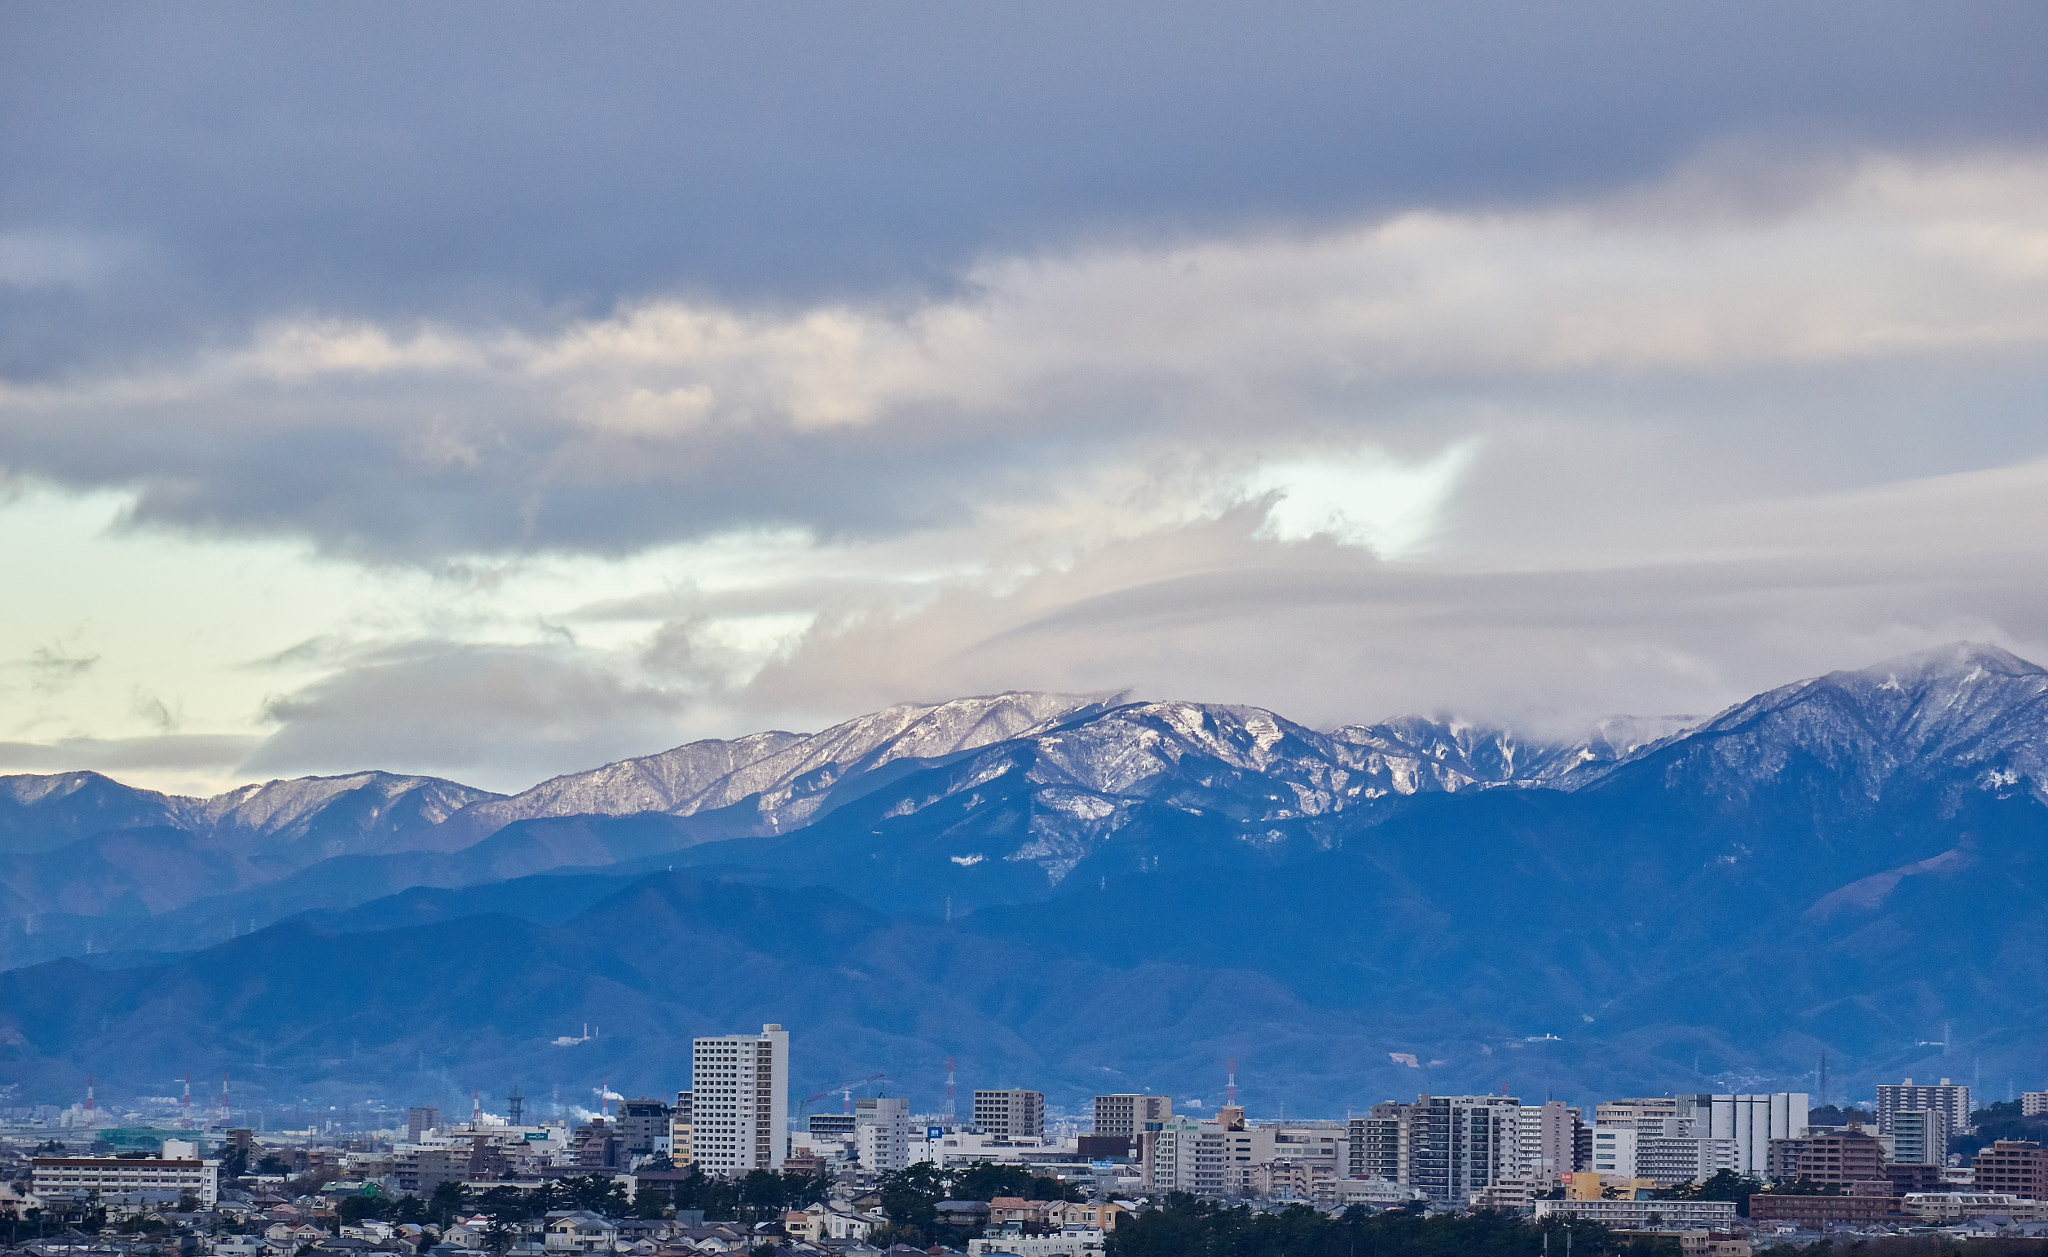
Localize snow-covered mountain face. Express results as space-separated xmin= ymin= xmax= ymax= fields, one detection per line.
xmin=174 ymin=772 xmax=504 ymax=861
xmin=436 ymin=691 xmax=1117 ymax=841
xmin=1593 ymin=643 xmax=2048 ymax=809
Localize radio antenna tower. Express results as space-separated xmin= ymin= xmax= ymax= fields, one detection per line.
xmin=220 ymin=1075 xmax=231 ymax=1126
xmin=945 ymin=1058 xmax=956 ymax=1120
xmin=182 ymin=1074 xmax=193 ymax=1129
xmin=1226 ymin=1059 xmax=1237 ymax=1109
xmin=86 ymin=1074 xmax=96 ymax=1128
xmin=508 ymin=1088 xmax=525 ymax=1126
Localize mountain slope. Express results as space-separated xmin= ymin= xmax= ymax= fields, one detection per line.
xmin=434 ymin=691 xmax=1117 ymax=843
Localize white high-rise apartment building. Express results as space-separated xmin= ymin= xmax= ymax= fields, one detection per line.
xmin=1877 ymin=1080 xmax=1972 ymax=1141
xmin=855 ymin=1096 xmax=912 ymax=1172
xmin=2023 ymin=1092 xmax=2047 ymax=1118
xmin=690 ymin=1024 xmax=789 ymax=1174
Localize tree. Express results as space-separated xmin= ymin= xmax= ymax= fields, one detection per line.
xmin=546 ymin=1175 xmax=628 ymax=1218
xmin=739 ymin=1170 xmax=786 ymax=1223
xmin=877 ymin=1163 xmax=946 ymax=1231
xmin=428 ymin=1179 xmax=470 ymax=1226
xmin=338 ymin=1194 xmax=390 ymax=1225
xmin=475 ymin=1186 xmax=536 ymax=1224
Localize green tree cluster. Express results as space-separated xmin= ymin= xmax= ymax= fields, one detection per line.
xmin=870 ymin=1162 xmax=1085 ymax=1250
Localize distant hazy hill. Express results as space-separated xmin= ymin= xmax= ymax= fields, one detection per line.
xmin=3 ymin=643 xmax=2046 ymax=1113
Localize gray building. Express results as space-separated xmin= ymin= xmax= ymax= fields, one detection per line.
xmin=974 ymin=1088 xmax=1045 ymax=1140
xmin=1407 ymin=1095 xmax=1521 ymax=1208
xmin=1094 ymin=1095 xmax=1173 ymax=1139
xmin=1890 ymin=1108 xmax=1949 ymax=1166
xmin=616 ymin=1097 xmax=673 ymax=1160
xmin=406 ymin=1106 xmax=439 ymax=1143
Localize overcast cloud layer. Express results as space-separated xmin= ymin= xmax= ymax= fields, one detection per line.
xmin=5 ymin=3 xmax=2048 ymax=794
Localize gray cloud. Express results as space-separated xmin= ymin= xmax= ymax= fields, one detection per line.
xmin=735 ymin=462 xmax=2048 ymax=739
xmin=240 ymin=641 xmax=696 ymax=791
xmin=0 ymin=734 xmax=255 ymax=777
xmin=6 ymin=1 xmax=2042 ymax=378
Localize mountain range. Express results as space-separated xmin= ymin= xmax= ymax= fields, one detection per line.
xmin=3 ymin=642 xmax=2046 ymax=1119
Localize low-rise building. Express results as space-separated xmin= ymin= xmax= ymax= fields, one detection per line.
xmin=1048 ymin=1202 xmax=1127 ymax=1232
xmin=1747 ymin=1192 xmax=1903 ymax=1227
xmin=1334 ymin=1177 xmax=1423 ymax=1208
xmin=541 ymin=1211 xmax=618 ymax=1252
xmin=968 ymin=1228 xmax=1106 ymax=1257
xmin=1904 ymin=1192 xmax=2048 ymax=1223
xmin=1533 ymin=1199 xmax=1738 ymax=1229
xmin=32 ymin=1155 xmax=221 ymax=1207
xmin=1676 ymin=1233 xmax=1751 ymax=1257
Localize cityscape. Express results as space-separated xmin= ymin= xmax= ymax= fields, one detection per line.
xmin=9 ymin=4 xmax=2048 ymax=1257
xmin=7 ymin=1023 xmax=2048 ymax=1257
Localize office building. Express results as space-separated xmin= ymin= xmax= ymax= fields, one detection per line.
xmin=974 ymin=1088 xmax=1045 ymax=1140
xmin=394 ymin=1147 xmax=462 ymax=1194
xmin=2023 ymin=1093 xmax=2047 ymax=1118
xmin=34 ymin=1154 xmax=221 ymax=1207
xmin=855 ymin=1096 xmax=912 ymax=1172
xmin=690 ymin=1023 xmax=790 ymax=1173
xmin=1890 ymin=1109 xmax=1948 ymax=1167
xmin=1094 ymin=1095 xmax=1173 ymax=1139
xmin=406 ymin=1106 xmax=439 ymax=1143
xmin=617 ymin=1097 xmax=674 ymax=1161
xmin=1877 ymin=1080 xmax=1971 ymax=1141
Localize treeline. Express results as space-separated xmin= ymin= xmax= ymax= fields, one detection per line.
xmin=335 ymin=1169 xmax=827 ymax=1229
xmin=1757 ymin=1240 xmax=2048 ymax=1257
xmin=1106 ymin=1200 xmax=1665 ymax=1257
xmin=1102 ymin=1200 xmax=2048 ymax=1257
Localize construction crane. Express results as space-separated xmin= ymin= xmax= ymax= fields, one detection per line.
xmin=798 ymin=1073 xmax=887 ymax=1117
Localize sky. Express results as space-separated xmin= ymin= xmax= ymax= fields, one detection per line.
xmin=5 ymin=2 xmax=2048 ymax=796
